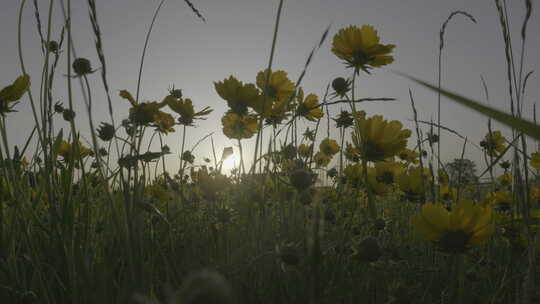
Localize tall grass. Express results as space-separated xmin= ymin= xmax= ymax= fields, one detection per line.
xmin=0 ymin=0 xmax=538 ymax=304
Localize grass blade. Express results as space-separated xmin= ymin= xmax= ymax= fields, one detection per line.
xmin=397 ymin=72 xmax=540 ymax=141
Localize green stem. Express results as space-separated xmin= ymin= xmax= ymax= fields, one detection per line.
xmin=362 ymin=158 xmax=376 ymax=221
xmin=238 ymin=139 xmax=246 ymax=175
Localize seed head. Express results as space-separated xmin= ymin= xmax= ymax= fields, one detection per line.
xmin=97 ymin=122 xmax=115 ymax=141
xmin=62 ymin=109 xmax=76 ymax=122
xmin=331 ymin=77 xmax=351 ymax=97
xmin=72 ymin=58 xmax=93 ymax=76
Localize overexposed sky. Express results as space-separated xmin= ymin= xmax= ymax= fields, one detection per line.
xmin=1 ymin=0 xmax=539 ymax=174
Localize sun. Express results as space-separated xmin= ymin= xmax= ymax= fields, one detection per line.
xmin=222 ymin=155 xmax=237 ymax=172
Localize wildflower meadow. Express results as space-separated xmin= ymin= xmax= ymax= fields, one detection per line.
xmin=0 ymin=0 xmax=539 ymax=303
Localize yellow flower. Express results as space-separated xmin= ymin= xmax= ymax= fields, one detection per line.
xmin=332 ymin=25 xmax=395 ymax=73
xmin=438 ymin=169 xmax=449 ymax=186
xmin=319 ymin=138 xmax=340 ymax=157
xmin=119 ymin=89 xmax=136 ymax=105
xmin=397 ymin=166 xmax=430 ymax=202
xmin=298 ymin=144 xmax=313 ymax=158
xmin=480 ymin=130 xmax=506 ymax=156
xmin=153 ymin=110 xmax=175 ymax=134
xmin=191 ymin=167 xmax=230 ymax=201
xmin=344 ymin=163 xmax=393 ymax=195
xmin=367 ymin=166 xmax=391 ymax=195
xmin=412 ymin=200 xmax=494 ymax=254
xmin=256 ymin=69 xmax=295 ymax=102
xmin=440 ymin=185 xmax=457 ymax=202
xmin=398 ymin=148 xmax=419 ymax=164
xmin=353 ymin=112 xmax=412 ymax=162
xmin=166 ymin=96 xmax=212 ymax=126
xmin=264 ymin=99 xmax=292 ymax=126
xmin=501 ymin=209 xmax=540 ymax=251
xmin=530 ymin=186 xmax=540 ymax=201
xmin=296 ymin=88 xmax=323 ymax=122
xmin=57 ymin=140 xmax=93 ymax=162
xmin=497 ymin=173 xmax=512 ymax=188
xmin=530 ymin=152 xmax=540 ymax=170
xmin=374 ymin=160 xmax=403 ymax=185
xmin=344 ymin=163 xmax=363 ymax=187
xmin=486 ymin=191 xmax=513 ymax=212
xmin=146 ymin=183 xmax=173 ymax=203
xmin=344 ymin=142 xmax=361 ymax=162
xmin=313 ymin=151 xmax=331 ymax=168
xmin=120 ymin=90 xmax=169 ymax=127
xmin=221 ymin=112 xmax=258 ymax=139
xmin=0 ymin=74 xmax=30 ymax=115
xmin=215 ymin=76 xmax=262 ymax=115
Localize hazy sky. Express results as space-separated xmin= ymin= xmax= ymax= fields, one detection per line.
xmin=1 ymin=0 xmax=539 ymax=175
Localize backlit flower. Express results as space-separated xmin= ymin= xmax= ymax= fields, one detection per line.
xmin=298 ymin=144 xmax=313 ymax=159
xmin=344 ymin=142 xmax=361 ymax=162
xmin=264 ymin=99 xmax=291 ymax=126
xmin=398 ymin=148 xmax=419 ymax=164
xmin=0 ymin=74 xmax=30 ymax=115
xmin=397 ymin=166 xmax=430 ymax=202
xmin=313 ymin=151 xmax=331 ymax=168
xmin=319 ymin=138 xmax=340 ymax=157
xmin=353 ymin=112 xmax=411 ymax=162
xmin=215 ymin=76 xmax=261 ymax=115
xmin=374 ymin=161 xmax=403 ymax=185
xmin=440 ymin=185 xmax=457 ymax=202
xmin=412 ymin=200 xmax=494 ymax=254
xmin=530 ymin=152 xmax=540 ymax=170
xmin=487 ymin=191 xmax=513 ymax=212
xmin=256 ymin=69 xmax=295 ymax=102
xmin=530 ymin=186 xmax=540 ymax=201
xmin=57 ymin=140 xmax=93 ymax=162
xmin=480 ymin=130 xmax=506 ymax=157
xmin=438 ymin=169 xmax=449 ymax=186
xmin=295 ymin=88 xmax=323 ymax=122
xmin=221 ymin=112 xmax=258 ymax=139
xmin=153 ymin=111 xmax=175 ymax=133
xmin=166 ymin=96 xmax=212 ymax=126
xmin=497 ymin=173 xmax=512 ymax=188
xmin=332 ymin=25 xmax=396 ymax=73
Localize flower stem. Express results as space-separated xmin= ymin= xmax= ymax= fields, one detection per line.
xmin=362 ymin=158 xmax=376 ymax=221
xmin=238 ymin=139 xmax=246 ymax=175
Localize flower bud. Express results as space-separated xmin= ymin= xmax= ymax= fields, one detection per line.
xmin=331 ymin=77 xmax=350 ymax=97
xmin=72 ymin=58 xmax=93 ymax=76
xmin=289 ymin=169 xmax=314 ymax=191
xmin=62 ymin=109 xmax=76 ymax=122
xmin=46 ymin=40 xmax=59 ymax=53
xmin=97 ymin=122 xmax=115 ymax=141
xmin=54 ymin=102 xmax=64 ymax=113
xmin=182 ymin=151 xmax=195 ymax=164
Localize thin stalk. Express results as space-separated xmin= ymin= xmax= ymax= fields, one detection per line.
xmin=135 ymin=0 xmax=167 ymax=103
xmin=251 ymin=0 xmax=284 ymax=174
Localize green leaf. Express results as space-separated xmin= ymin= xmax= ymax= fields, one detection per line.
xmin=399 ymin=72 xmax=540 ymax=141
xmin=0 ymin=75 xmax=30 ymax=102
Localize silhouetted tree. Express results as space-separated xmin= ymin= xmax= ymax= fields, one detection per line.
xmin=445 ymin=158 xmax=478 ymax=187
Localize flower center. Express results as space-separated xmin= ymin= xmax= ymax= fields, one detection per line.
xmin=266 ymin=86 xmax=278 ymax=99
xmin=438 ymin=230 xmax=472 ymax=254
xmin=352 ymin=50 xmax=374 ymax=67
xmin=377 ymin=171 xmax=394 ymax=184
xmin=362 ymin=142 xmax=386 ymax=161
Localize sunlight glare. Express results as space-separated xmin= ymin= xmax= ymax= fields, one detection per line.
xmin=222 ymin=155 xmax=237 ymax=171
